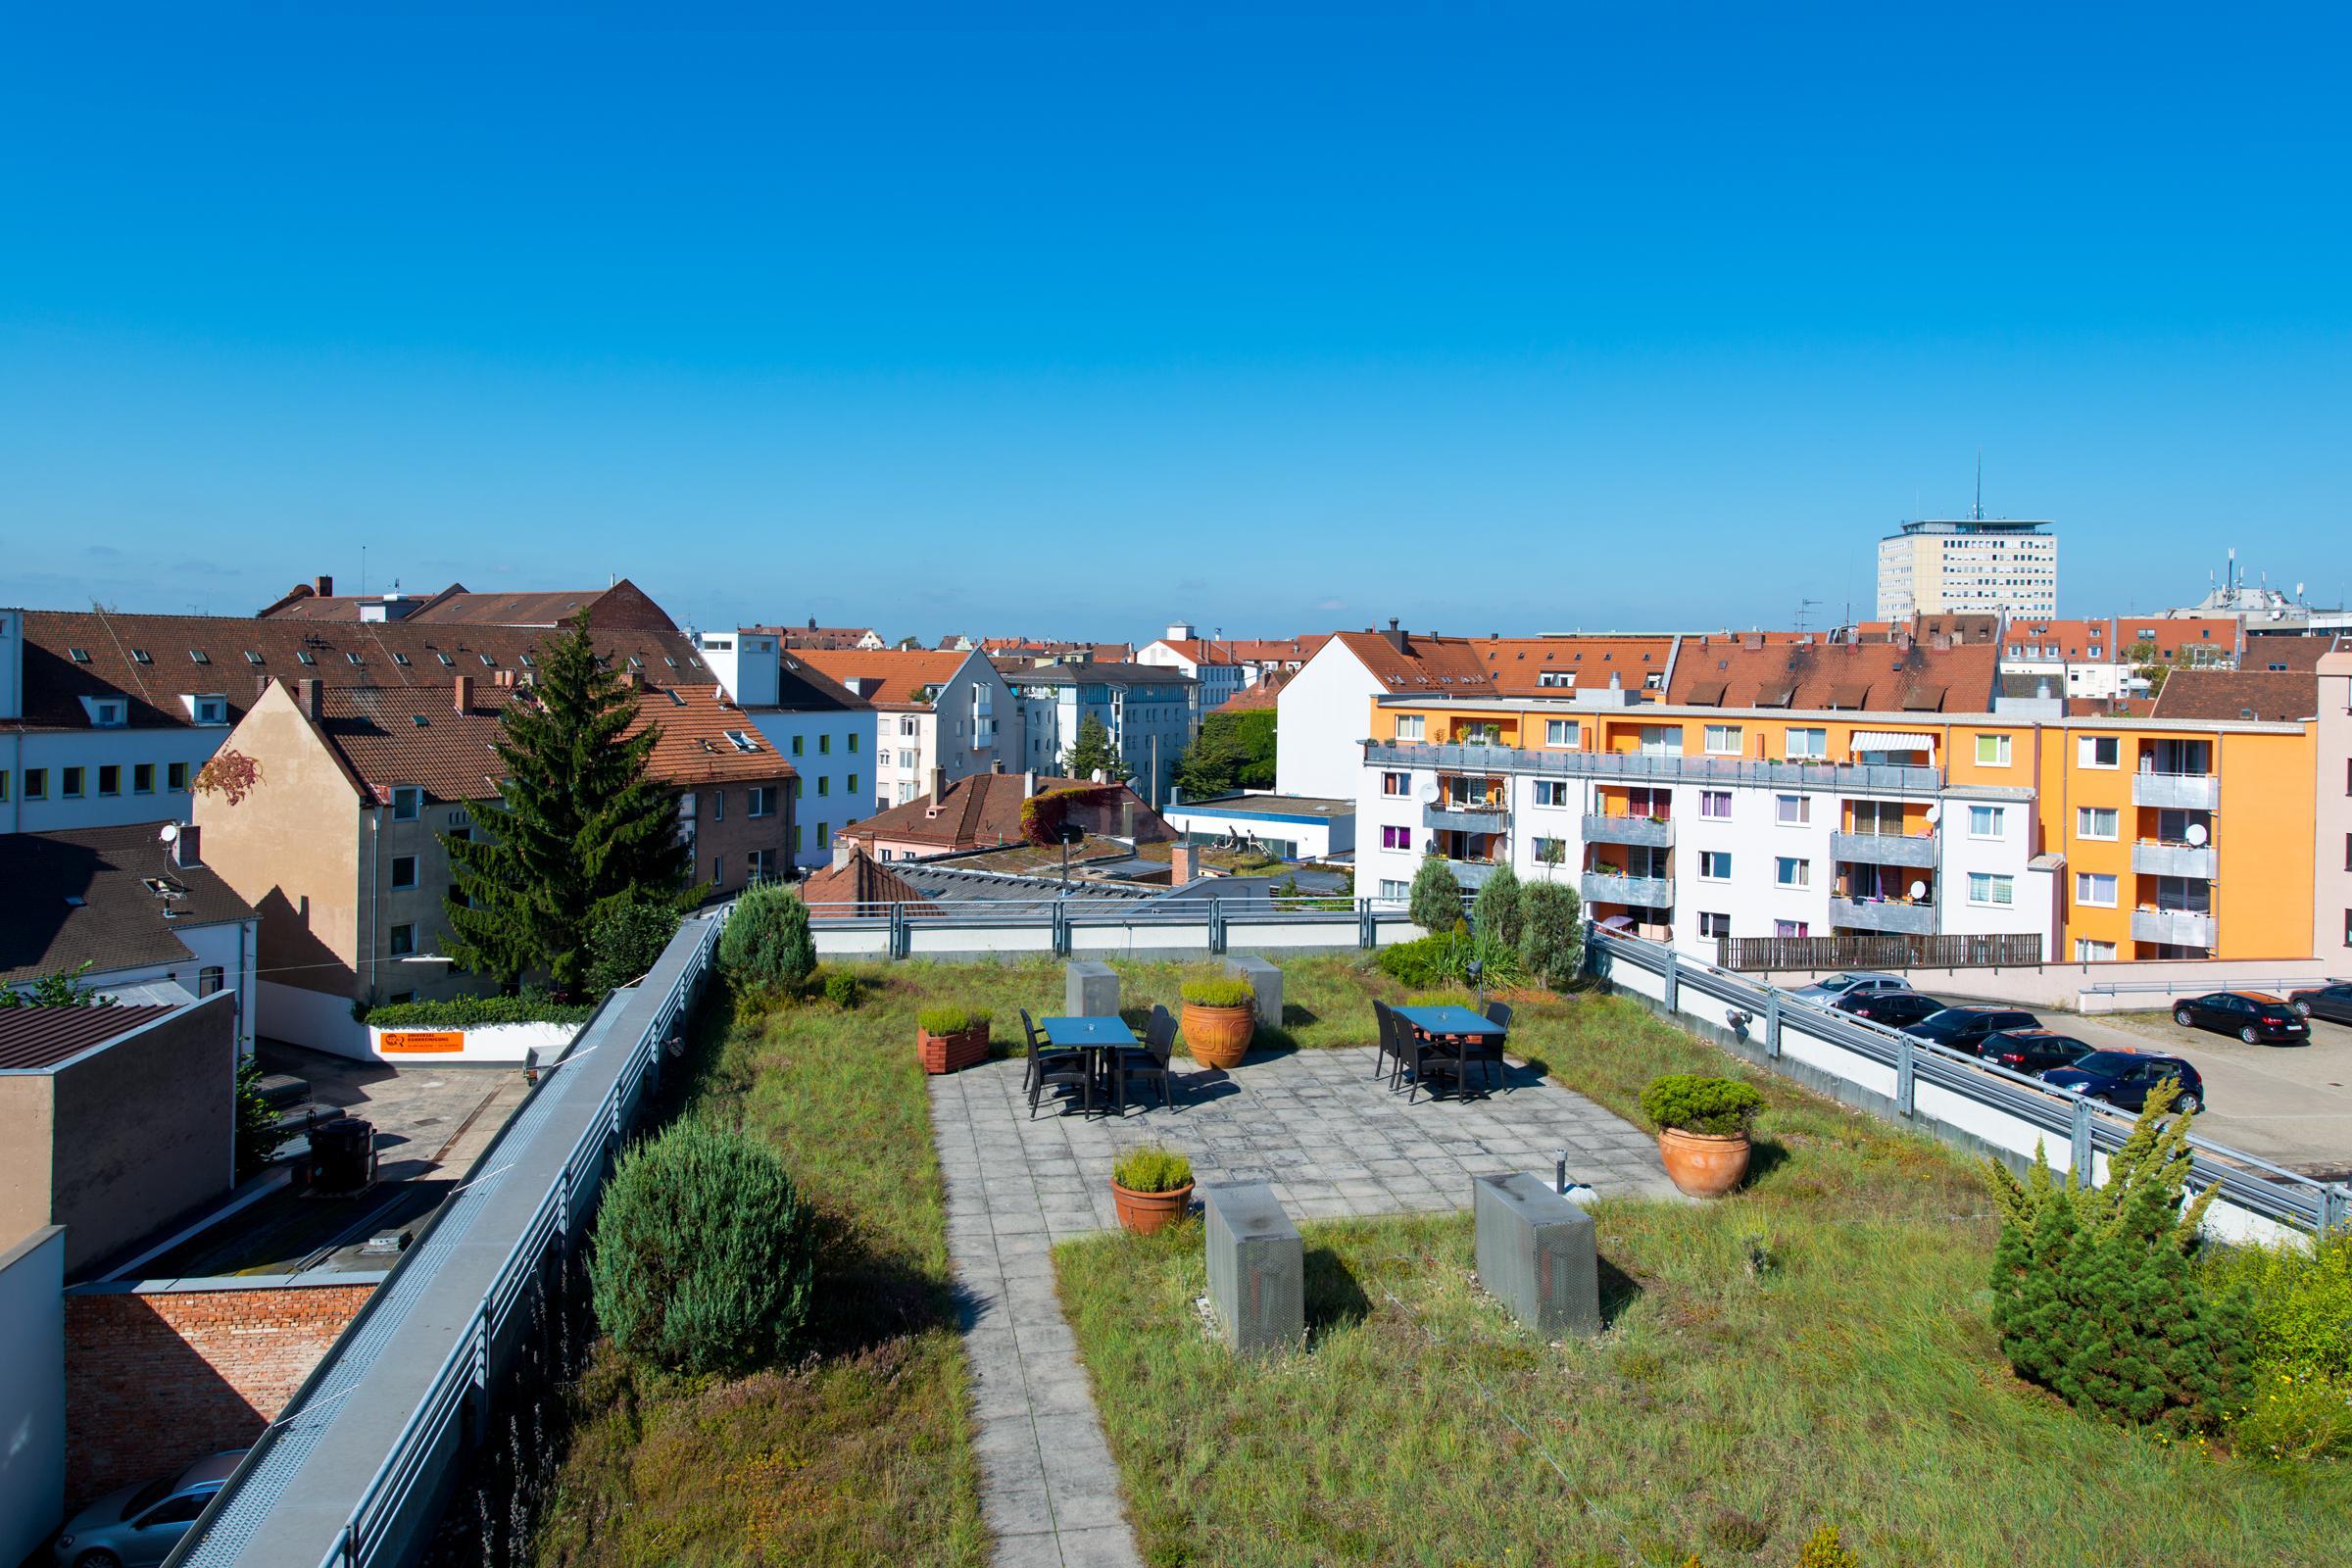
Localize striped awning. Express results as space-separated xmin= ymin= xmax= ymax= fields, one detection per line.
xmin=1849 ymin=730 xmax=1936 ymax=755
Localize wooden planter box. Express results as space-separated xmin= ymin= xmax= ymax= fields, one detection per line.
xmin=917 ymin=1021 xmax=991 ymax=1075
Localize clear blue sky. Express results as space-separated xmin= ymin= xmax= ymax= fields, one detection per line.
xmin=5 ymin=3 xmax=2348 ymax=640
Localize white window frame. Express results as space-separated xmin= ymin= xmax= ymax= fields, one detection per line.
xmin=1774 ymin=856 xmax=1809 ymax=889
xmin=1976 ymin=733 xmax=2012 ymax=767
xmin=1968 ymin=872 xmax=2015 ymax=906
xmin=2077 ymin=806 xmax=2119 ymax=841
xmin=1395 ymin=714 xmax=1426 ymax=741
xmin=1544 ymin=718 xmax=1579 ymax=749
xmin=1697 ymin=911 xmax=1730 ymax=939
xmin=1698 ymin=790 xmax=1732 ymax=819
xmin=2074 ymin=872 xmax=2118 ymax=907
xmin=1968 ymin=805 xmax=2004 ymax=840
xmin=1698 ymin=851 xmax=1733 ymax=881
xmin=1704 ymin=723 xmax=1743 ymax=757
xmin=1785 ymin=727 xmax=1827 ymax=760
xmin=1533 ymin=779 xmax=1571 ymax=808
xmin=2079 ymin=734 xmax=2120 ymax=769
xmin=1775 ymin=794 xmax=1810 ymax=826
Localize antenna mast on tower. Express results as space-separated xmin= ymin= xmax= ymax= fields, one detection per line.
xmin=1973 ymin=452 xmax=1984 ymax=521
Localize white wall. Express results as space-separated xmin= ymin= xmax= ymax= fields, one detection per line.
xmin=0 ymin=726 xmax=225 ymax=834
xmin=0 ymin=1226 xmax=65 ymax=1568
xmin=1277 ymin=644 xmax=1378 ymax=800
xmin=366 ymin=1018 xmax=578 ymax=1064
xmin=77 ymin=916 xmax=261 ymax=1057
xmin=739 ymin=708 xmax=877 ymax=869
xmin=263 ymin=978 xmax=372 ymax=1056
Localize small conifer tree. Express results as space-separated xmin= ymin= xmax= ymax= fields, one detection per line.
xmin=1407 ymin=854 xmax=1464 ymax=933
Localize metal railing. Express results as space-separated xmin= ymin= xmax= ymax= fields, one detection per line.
xmin=1829 ymin=895 xmax=1937 ymax=935
xmin=800 ymin=894 xmax=1420 ymax=956
xmin=1830 ymin=828 xmax=1936 ymax=868
xmin=1593 ymin=928 xmax=2349 ymax=1240
xmin=1716 ymin=931 xmax=2043 ymax=971
xmin=1366 ymin=738 xmax=1945 ymax=794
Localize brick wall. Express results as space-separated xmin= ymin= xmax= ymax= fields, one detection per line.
xmin=65 ymin=1281 xmax=373 ymax=1504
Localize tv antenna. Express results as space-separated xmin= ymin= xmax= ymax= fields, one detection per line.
xmin=1794 ymin=597 xmax=1822 ymax=634
xmin=1973 ymin=451 xmax=1984 ymax=520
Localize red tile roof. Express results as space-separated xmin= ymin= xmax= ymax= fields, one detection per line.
xmin=1327 ymin=630 xmax=1498 ymax=697
xmin=1667 ymin=635 xmax=1999 ymax=712
xmin=0 ymin=1004 xmax=185 ymax=1071
xmin=1215 ymin=670 xmax=1290 ymax=712
xmin=839 ymin=773 xmax=1171 ymax=854
xmin=1153 ymin=636 xmax=1331 ymax=666
xmin=794 ymin=648 xmax=976 ymax=710
xmin=2148 ymin=669 xmax=2319 ymax=723
xmin=1468 ymin=635 xmax=1678 ymax=698
xmin=799 ymin=848 xmax=938 ymax=915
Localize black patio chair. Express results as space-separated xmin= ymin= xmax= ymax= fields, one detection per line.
xmin=1459 ymin=1002 xmax=1511 ymax=1095
xmin=1026 ymin=1023 xmax=1092 ymax=1118
xmin=1112 ymin=1004 xmax=1177 ymax=1112
xmin=1020 ymin=1007 xmax=1081 ymax=1097
xmin=1371 ymin=999 xmax=1404 ymax=1085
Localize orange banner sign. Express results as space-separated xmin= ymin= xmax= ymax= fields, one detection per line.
xmin=379 ymin=1030 xmax=465 ymax=1054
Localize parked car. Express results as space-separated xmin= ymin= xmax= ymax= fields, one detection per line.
xmin=2042 ymin=1049 xmax=2206 ymax=1114
xmin=1831 ymin=990 xmax=1945 ymax=1030
xmin=1977 ymin=1028 xmax=2094 ymax=1076
xmin=2171 ymin=991 xmax=2311 ymax=1045
xmin=1903 ymin=1005 xmax=2042 ymax=1054
xmin=1788 ymin=971 xmax=1907 ymax=1006
xmin=53 ymin=1449 xmax=243 ymax=1567
xmin=2286 ymin=982 xmax=2352 ymax=1026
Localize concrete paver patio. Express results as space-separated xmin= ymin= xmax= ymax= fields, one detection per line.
xmin=929 ymin=1042 xmax=1678 ymax=1566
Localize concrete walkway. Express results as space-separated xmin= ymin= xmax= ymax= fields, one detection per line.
xmin=929 ymin=1044 xmax=1676 ymax=1565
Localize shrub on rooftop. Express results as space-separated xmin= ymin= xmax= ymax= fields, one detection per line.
xmin=2201 ymin=1223 xmax=2352 ymax=1458
xmin=1639 ymin=1074 xmax=1764 ymax=1137
xmin=719 ymin=882 xmax=816 ymax=995
xmin=589 ymin=1118 xmax=814 ymax=1377
xmin=1518 ymin=878 xmax=1585 ymax=990
xmin=1472 ymin=861 xmax=1523 ymax=950
xmin=1406 ymin=854 xmax=1464 ymax=934
xmin=361 ymin=993 xmax=598 ymax=1029
xmin=585 ymin=892 xmax=682 ymax=997
xmin=1178 ymin=974 xmax=1254 ymax=1008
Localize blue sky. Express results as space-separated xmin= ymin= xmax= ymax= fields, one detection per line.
xmin=4 ymin=3 xmax=2348 ymax=639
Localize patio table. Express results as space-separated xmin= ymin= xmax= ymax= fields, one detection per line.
xmin=1037 ymin=1014 xmax=1140 ymax=1113
xmin=1393 ymin=1004 xmax=1508 ymax=1098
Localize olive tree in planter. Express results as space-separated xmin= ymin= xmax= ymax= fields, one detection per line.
xmin=1110 ymin=1144 xmax=1195 ymax=1234
xmin=1639 ymin=1074 xmax=1765 ymax=1198
xmin=1179 ymin=972 xmax=1256 ymax=1069
xmin=915 ymin=1005 xmax=993 ymax=1075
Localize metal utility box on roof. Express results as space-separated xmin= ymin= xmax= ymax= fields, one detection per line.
xmin=1202 ymin=1181 xmax=1302 ymax=1355
xmin=1473 ymin=1172 xmax=1600 ymax=1340
xmin=1065 ymin=959 xmax=1118 ymax=1017
xmin=1223 ymin=956 xmax=1280 ymax=1029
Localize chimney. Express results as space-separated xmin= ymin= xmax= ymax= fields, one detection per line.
xmin=298 ymin=678 xmax=321 ymax=719
xmin=991 ymin=757 xmax=1004 ymax=774
xmin=1170 ymin=844 xmax=1198 ymax=887
xmin=832 ymin=835 xmax=855 ymax=869
xmin=1384 ymin=616 xmax=1407 ymax=653
xmin=453 ymin=673 xmax=474 ymax=712
xmin=1023 ymin=769 xmax=1037 ymax=800
xmin=256 ymin=673 xmax=273 ymax=704
xmin=315 ymin=574 xmax=333 ymax=597
xmin=929 ymin=764 xmax=946 ymax=802
xmin=621 ymin=670 xmax=641 ymax=689
xmin=172 ymin=824 xmax=202 ymax=869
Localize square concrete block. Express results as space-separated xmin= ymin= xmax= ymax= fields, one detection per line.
xmin=1225 ymin=955 xmax=1281 ymax=1030
xmin=1201 ymin=1181 xmax=1302 ymax=1354
xmin=1473 ymin=1172 xmax=1600 ymax=1340
xmin=1066 ymin=959 xmax=1119 ymax=1016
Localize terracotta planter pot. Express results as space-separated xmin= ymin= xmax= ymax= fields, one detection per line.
xmin=916 ymin=1022 xmax=991 ymax=1075
xmin=1181 ymin=1002 xmax=1256 ymax=1069
xmin=1111 ymin=1180 xmax=1195 ymax=1235
xmin=1657 ymin=1127 xmax=1750 ymax=1198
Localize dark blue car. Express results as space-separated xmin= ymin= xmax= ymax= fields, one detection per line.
xmin=2041 ymin=1049 xmax=2205 ymax=1114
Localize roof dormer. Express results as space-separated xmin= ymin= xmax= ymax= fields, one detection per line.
xmin=77 ymin=694 xmax=128 ymax=727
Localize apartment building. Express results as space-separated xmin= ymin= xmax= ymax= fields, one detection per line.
xmin=998 ymin=662 xmax=1200 ymax=808
xmin=1277 ymin=623 xmax=1501 ymax=800
xmin=2319 ymin=650 xmax=2352 ymax=958
xmin=758 ymin=619 xmax=886 ymax=651
xmin=192 ymin=675 xmax=792 ymax=1054
xmin=1137 ymin=626 xmax=1332 ymax=709
xmin=1876 ymin=518 xmax=2058 ymax=619
xmin=698 ymin=629 xmax=877 ymax=870
xmin=1350 ymin=637 xmax=2319 ymax=964
xmin=796 ymin=647 xmax=1013 ymax=811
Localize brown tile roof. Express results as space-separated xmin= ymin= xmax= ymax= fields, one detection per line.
xmin=2118 ymin=616 xmax=2242 ymax=662
xmin=1328 ymin=629 xmax=1498 ymax=697
xmin=2237 ymin=634 xmax=2349 ymax=672
xmin=1468 ymin=635 xmax=1678 ymax=698
xmin=260 ymin=578 xmax=679 ymax=632
xmin=13 ymin=610 xmax=711 ymax=733
xmin=799 ymin=848 xmax=938 ymax=915
xmin=2148 ymin=669 xmax=2319 ymax=723
xmin=1667 ymin=636 xmax=1999 ymax=712
xmin=1153 ymin=635 xmax=1332 ymax=666
xmin=794 ymin=648 xmax=976 ymax=710
xmin=839 ymin=773 xmax=1172 ymax=854
xmin=752 ymin=623 xmax=882 ymax=650
xmin=0 ymin=824 xmax=258 ymax=987
xmin=1215 ymin=669 xmax=1290 ymax=712
xmin=1852 ymin=613 xmax=2002 ymax=646
xmin=0 ymin=1004 xmax=185 ymax=1071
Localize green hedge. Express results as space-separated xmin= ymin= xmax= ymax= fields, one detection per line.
xmin=362 ymin=994 xmax=598 ymax=1029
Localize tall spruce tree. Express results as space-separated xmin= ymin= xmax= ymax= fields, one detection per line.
xmin=442 ymin=612 xmax=692 ymax=992
xmin=1061 ymin=714 xmax=1124 ymax=781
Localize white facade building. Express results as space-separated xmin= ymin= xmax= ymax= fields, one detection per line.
xmin=1876 ymin=519 xmax=2057 ymax=620
xmin=1000 ymin=662 xmax=1199 ymax=808
xmin=794 ymin=646 xmax=1015 ymax=813
xmin=697 ymin=629 xmax=879 ymax=871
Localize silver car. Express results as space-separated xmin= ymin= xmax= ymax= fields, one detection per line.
xmin=1786 ymin=971 xmax=1906 ymax=1006
xmin=52 ymin=1449 xmax=242 ymax=1567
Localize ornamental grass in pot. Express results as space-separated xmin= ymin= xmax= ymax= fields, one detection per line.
xmin=1110 ymin=1144 xmax=1195 ymax=1234
xmin=1639 ymin=1073 xmax=1765 ymax=1198
xmin=1178 ymin=972 xmax=1257 ymax=1068
xmin=915 ymin=1005 xmax=992 ymax=1075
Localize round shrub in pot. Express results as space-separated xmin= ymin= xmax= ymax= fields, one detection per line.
xmin=1110 ymin=1144 xmax=1195 ymax=1234
xmin=1639 ymin=1073 xmax=1765 ymax=1198
xmin=1179 ymin=972 xmax=1256 ymax=1069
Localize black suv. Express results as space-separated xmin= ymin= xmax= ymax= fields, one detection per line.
xmin=1904 ymin=1006 xmax=2042 ymax=1054
xmin=1831 ymin=990 xmax=1944 ymax=1030
xmin=2173 ymin=992 xmax=2310 ymax=1045
xmin=1977 ymin=1028 xmax=2093 ymax=1076
xmin=2287 ymin=983 xmax=2352 ymax=1026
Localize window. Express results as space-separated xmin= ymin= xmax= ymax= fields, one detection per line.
xmin=98 ymin=764 xmax=121 ymax=796
xmin=900 ymin=716 xmax=918 ymax=737
xmin=24 ymin=768 xmax=46 ymax=800
xmin=390 ymin=856 xmax=418 ymax=889
xmin=0 ymin=772 xmax=7 ymax=803
xmin=1775 ymin=919 xmax=1809 ymax=939
xmin=168 ymin=761 xmax=187 ymax=791
xmin=816 ymin=776 xmax=830 ymax=797
xmin=1395 ymin=714 xmax=1426 ymax=741
xmin=794 ymin=824 xmax=805 ymax=853
xmin=749 ymin=785 xmax=776 ymax=817
xmin=1976 ymin=733 xmax=2012 ymax=766
xmin=1698 ymin=911 xmax=1730 ymax=939
xmin=1699 ymin=790 xmax=1731 ymax=819
xmin=815 ymin=822 xmax=830 ymax=850
xmin=389 ymin=923 xmax=416 ymax=956
xmin=818 ymin=734 xmax=831 ymax=754
xmin=1786 ymin=727 xmax=1827 ymax=760
xmin=1774 ymin=856 xmax=1809 ymax=888
xmin=2075 ymin=872 xmax=2118 ymax=906
xmin=2074 ymin=939 xmax=2117 ymax=961
xmin=1775 ymin=794 xmax=1809 ymax=826
xmin=1379 ymin=879 xmax=1410 ymax=902
xmin=1698 ymin=851 xmax=1733 ymax=881
xmin=1638 ymin=725 xmax=1682 ymax=757
xmin=1704 ymin=724 xmax=1743 ymax=756
xmin=2079 ymin=735 xmax=2120 ymax=769
xmin=1534 ymin=779 xmax=1570 ymax=808
xmin=391 ymin=787 xmax=421 ymax=821
xmin=848 ymin=733 xmax=859 ymax=754
xmin=847 ymin=773 xmax=859 ymax=795
xmin=1544 ymin=718 xmax=1579 ymax=749
xmin=791 ymin=735 xmax=805 ymax=756
xmin=1968 ymin=872 xmax=2015 ymax=906
xmin=1382 ymin=771 xmax=1408 ymax=797
xmin=1969 ymin=805 xmax=2004 ymax=839
xmin=63 ymin=767 xmax=84 ymax=798
xmin=711 ymin=789 xmax=724 ymax=821
xmin=197 ymin=965 xmax=225 ymax=996
xmin=1532 ymin=836 xmax=1568 ymax=862
xmin=750 ymin=848 xmax=778 ymax=880
xmin=133 ymin=762 xmax=154 ymax=794
xmin=1382 ymin=825 xmax=1412 ymax=850
xmin=2077 ymin=807 xmax=2119 ymax=840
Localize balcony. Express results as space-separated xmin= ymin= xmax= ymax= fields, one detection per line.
xmin=2132 ymin=907 xmax=2217 ymax=949
xmin=1830 ymin=829 xmax=1936 ymax=869
xmin=1830 ymin=897 xmax=1936 ymax=935
xmin=1426 ymin=803 xmax=1510 ymax=834
xmin=2131 ymin=771 xmax=2219 ymax=809
xmin=2131 ymin=840 xmax=2218 ymax=879
xmin=1446 ymin=858 xmax=1503 ymax=890
xmin=1582 ymin=870 xmax=1673 ymax=908
xmin=1364 ymin=738 xmax=1942 ymax=794
xmin=1582 ymin=811 xmax=1674 ymax=849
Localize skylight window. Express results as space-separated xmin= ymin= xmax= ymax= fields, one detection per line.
xmin=346 ymin=651 xmax=366 ymax=664
xmin=189 ymin=649 xmax=211 ymax=665
xmin=725 ymin=729 xmax=759 ymax=752
xmin=479 ymin=653 xmax=496 ymax=666
xmin=297 ymin=650 xmax=317 ymax=665
xmin=436 ymin=652 xmax=456 ymax=667
xmin=392 ymin=652 xmax=411 ymax=666
xmin=243 ymin=650 xmax=264 ymax=665
xmin=130 ymin=648 xmax=153 ymax=663
xmin=69 ymin=648 xmax=92 ymax=662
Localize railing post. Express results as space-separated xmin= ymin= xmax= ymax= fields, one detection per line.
xmin=1209 ymin=902 xmax=1228 ymax=956
xmin=2321 ymin=1183 xmax=2349 ymax=1237
xmin=1763 ymin=991 xmax=1782 ymax=1058
xmin=2071 ymin=1099 xmax=2094 ymax=1186
xmin=1895 ymin=1034 xmax=1915 ymax=1117
xmin=1661 ymin=948 xmax=1680 ymax=1013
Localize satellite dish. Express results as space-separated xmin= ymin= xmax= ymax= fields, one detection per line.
xmin=2185 ymin=822 xmax=2209 ymax=847
xmin=1923 ymin=804 xmax=1941 ymax=823
xmin=158 ymin=822 xmax=180 ymax=844
xmin=1415 ymin=780 xmax=1441 ymax=805
xmin=1908 ymin=879 xmax=1927 ymax=900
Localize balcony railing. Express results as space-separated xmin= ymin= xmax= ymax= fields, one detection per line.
xmin=2132 ymin=907 xmax=2217 ymax=949
xmin=1830 ymin=896 xmax=1937 ymax=935
xmin=1366 ymin=738 xmax=1942 ymax=794
xmin=2131 ymin=770 xmax=2220 ymax=809
xmin=1426 ymin=804 xmax=1509 ymax=834
xmin=1830 ymin=829 xmax=1936 ymax=868
xmin=1582 ymin=811 xmax=1675 ymax=848
xmin=1582 ymin=870 xmax=1674 ymax=908
xmin=2131 ymin=840 xmax=2218 ymax=879
xmin=1446 ymin=858 xmax=1502 ymax=890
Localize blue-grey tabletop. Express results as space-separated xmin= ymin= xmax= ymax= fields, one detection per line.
xmin=1395 ymin=1004 xmax=1506 ymax=1039
xmin=1039 ymin=1015 xmax=1138 ymax=1048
